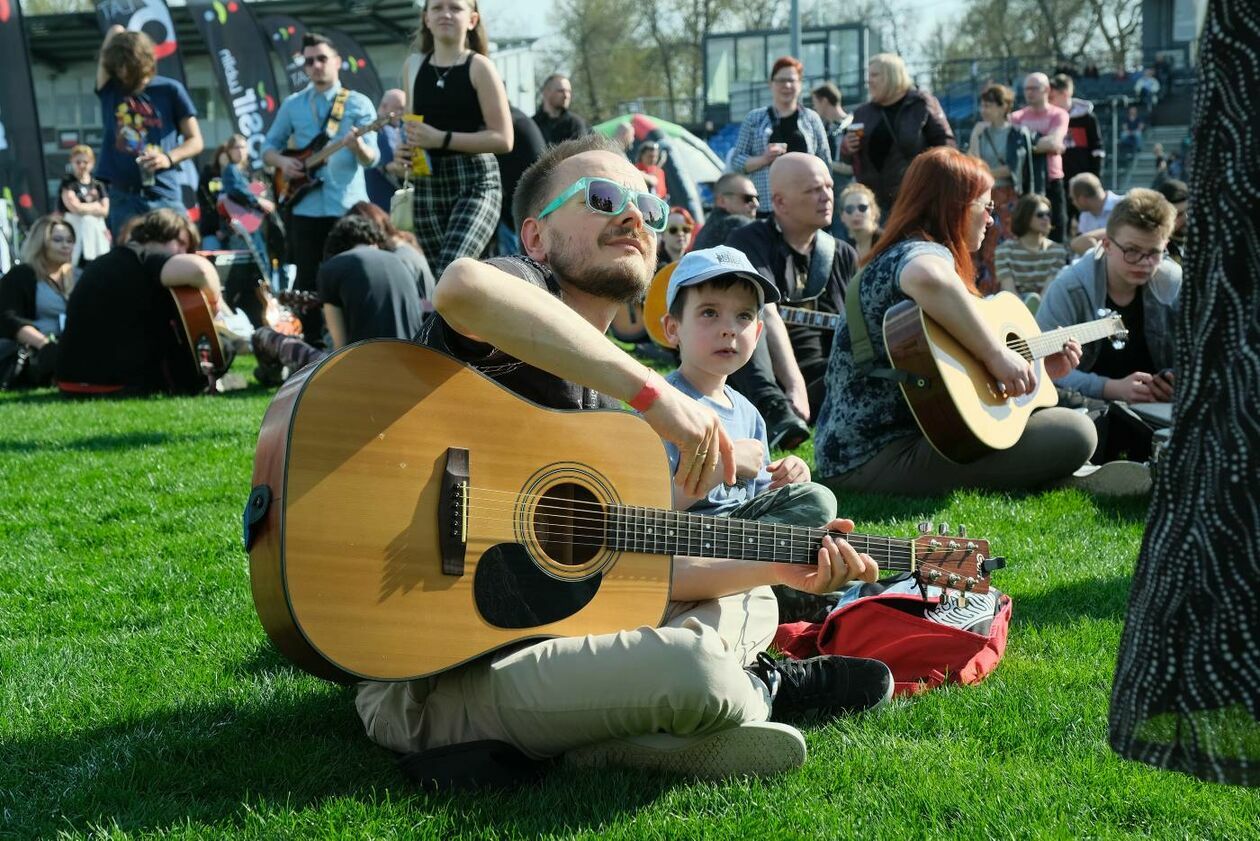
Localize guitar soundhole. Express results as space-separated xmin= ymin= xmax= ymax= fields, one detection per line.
xmin=1007 ymin=332 xmax=1033 ymax=363
xmin=534 ymin=483 xmax=604 ymax=566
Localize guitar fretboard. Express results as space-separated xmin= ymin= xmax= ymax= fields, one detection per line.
xmin=781 ymin=307 xmax=842 ymax=331
xmin=1014 ymin=316 xmax=1123 ymax=360
xmin=606 ymin=505 xmax=914 ymax=571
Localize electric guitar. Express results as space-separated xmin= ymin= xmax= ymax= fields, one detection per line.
xmin=245 ymin=341 xmax=1001 ymax=684
xmin=884 ymin=291 xmax=1128 ymax=463
xmin=273 ymin=110 xmax=399 ymax=209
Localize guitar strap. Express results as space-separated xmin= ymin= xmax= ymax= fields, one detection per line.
xmin=323 ymin=88 xmax=351 ymax=139
xmin=778 ymin=224 xmax=835 ymax=304
xmin=845 ymin=270 xmax=930 ymax=388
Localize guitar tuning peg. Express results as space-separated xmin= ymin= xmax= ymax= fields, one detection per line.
xmin=937 ymin=522 xmax=950 ymax=535
xmin=957 ymin=524 xmax=967 ymax=538
xmin=917 ymin=521 xmax=932 ymax=535
xmin=1096 ymin=307 xmax=1115 ymax=318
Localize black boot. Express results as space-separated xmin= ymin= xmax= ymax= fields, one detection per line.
xmin=761 ymin=398 xmax=810 ymax=450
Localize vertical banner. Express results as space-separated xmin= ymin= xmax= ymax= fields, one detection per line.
xmin=258 ymin=13 xmax=308 ymax=94
xmin=95 ymin=0 xmax=199 ymax=218
xmin=186 ymin=0 xmax=281 ymax=167
xmin=0 ymin=0 xmax=49 ymax=228
xmin=325 ymin=28 xmax=385 ymax=106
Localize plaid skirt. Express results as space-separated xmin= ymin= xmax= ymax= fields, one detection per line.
xmin=413 ymin=152 xmax=502 ymax=279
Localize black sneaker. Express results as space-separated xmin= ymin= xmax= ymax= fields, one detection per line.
xmin=749 ymin=652 xmax=893 ymax=723
xmin=762 ymin=399 xmax=810 ymax=450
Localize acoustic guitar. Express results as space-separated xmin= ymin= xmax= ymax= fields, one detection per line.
xmin=884 ymin=291 xmax=1127 ymax=463
xmin=273 ymin=110 xmax=398 ymax=209
xmin=245 ymin=340 xmax=1000 ymax=684
xmin=641 ymin=263 xmax=838 ymax=348
xmin=168 ymin=285 xmax=226 ymax=384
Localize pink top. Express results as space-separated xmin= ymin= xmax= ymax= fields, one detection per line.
xmin=1010 ymin=105 xmax=1070 ymax=181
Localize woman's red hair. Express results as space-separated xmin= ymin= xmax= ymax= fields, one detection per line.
xmin=861 ymin=147 xmax=994 ymax=294
xmin=771 ymin=56 xmax=804 ymax=79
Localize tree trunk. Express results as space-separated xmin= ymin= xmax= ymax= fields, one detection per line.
xmin=1109 ymin=0 xmax=1260 ymax=786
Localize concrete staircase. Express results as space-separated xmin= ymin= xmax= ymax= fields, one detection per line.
xmin=1120 ymin=124 xmax=1191 ymax=190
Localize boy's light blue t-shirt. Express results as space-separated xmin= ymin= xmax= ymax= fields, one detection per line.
xmin=662 ymin=370 xmax=771 ymax=516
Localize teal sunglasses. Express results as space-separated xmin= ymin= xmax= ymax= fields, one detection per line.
xmin=536 ymin=177 xmax=670 ymax=232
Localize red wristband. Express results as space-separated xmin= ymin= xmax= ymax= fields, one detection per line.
xmin=629 ymin=371 xmax=664 ymax=412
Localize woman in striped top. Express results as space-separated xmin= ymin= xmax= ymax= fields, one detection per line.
xmin=993 ymin=193 xmax=1071 ymax=304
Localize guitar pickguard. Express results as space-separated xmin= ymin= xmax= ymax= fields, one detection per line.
xmin=473 ymin=544 xmax=602 ymax=629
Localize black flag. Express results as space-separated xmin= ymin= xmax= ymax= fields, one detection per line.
xmin=187 ymin=0 xmax=282 ymax=166
xmin=325 ymin=28 xmax=385 ymax=106
xmin=0 ymin=0 xmax=49 ymax=227
xmin=258 ymin=13 xmax=308 ymax=93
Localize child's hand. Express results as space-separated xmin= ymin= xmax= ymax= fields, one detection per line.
xmin=732 ymin=438 xmax=767 ymax=480
xmin=766 ymin=455 xmax=810 ymax=490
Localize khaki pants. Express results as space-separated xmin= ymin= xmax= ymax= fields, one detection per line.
xmin=356 ymin=588 xmax=777 ymax=759
xmin=823 ymin=407 xmax=1096 ymax=495
xmin=356 ymin=482 xmax=840 ymax=759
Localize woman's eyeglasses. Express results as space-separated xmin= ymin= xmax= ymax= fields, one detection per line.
xmin=1034 ymin=210 xmax=1052 ymax=219
xmin=536 ymin=176 xmax=670 ymax=232
xmin=974 ymin=200 xmax=996 ymax=215
xmin=843 ymin=203 xmax=870 ymax=214
xmin=666 ymin=225 xmax=693 ymax=236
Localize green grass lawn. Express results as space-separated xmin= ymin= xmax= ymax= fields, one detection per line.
xmin=2 ymin=367 xmax=1256 ymax=839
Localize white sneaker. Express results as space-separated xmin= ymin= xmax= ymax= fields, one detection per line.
xmin=1063 ymin=460 xmax=1152 ymax=496
xmin=563 ymin=721 xmax=807 ymax=779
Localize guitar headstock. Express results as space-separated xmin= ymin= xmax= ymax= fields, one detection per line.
xmin=277 ymin=289 xmax=322 ymax=313
xmin=1096 ymin=309 xmax=1129 ymax=349
xmin=910 ymin=523 xmax=1002 ymax=595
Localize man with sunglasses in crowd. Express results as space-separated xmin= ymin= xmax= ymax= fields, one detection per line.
xmin=263 ymin=33 xmax=379 ymax=345
xmin=692 ymin=172 xmax=759 ymax=251
xmin=1036 ymin=188 xmax=1181 ymax=480
xmin=354 ymin=135 xmax=894 ymax=785
xmin=722 ymin=153 xmax=858 ymax=450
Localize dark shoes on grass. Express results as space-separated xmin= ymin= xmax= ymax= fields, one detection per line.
xmin=749 ymin=652 xmax=894 ymax=723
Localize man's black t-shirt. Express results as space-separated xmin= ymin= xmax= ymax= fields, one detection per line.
xmin=724 ymin=218 xmax=858 ymax=372
xmin=316 ymin=246 xmax=424 ymax=344
xmin=767 ymin=109 xmax=808 ymax=153
xmin=416 ymin=255 xmax=618 ymax=412
xmin=57 ymin=176 xmax=108 ymax=214
xmin=532 ymin=109 xmax=589 ymax=147
xmin=1090 ymin=292 xmax=1155 ymax=380
xmin=55 ymin=244 xmax=197 ymax=393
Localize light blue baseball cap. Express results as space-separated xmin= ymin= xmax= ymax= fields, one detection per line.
xmin=665 ymin=245 xmax=781 ymax=311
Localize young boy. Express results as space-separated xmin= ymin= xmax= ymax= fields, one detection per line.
xmin=659 ymin=246 xmax=858 ymax=622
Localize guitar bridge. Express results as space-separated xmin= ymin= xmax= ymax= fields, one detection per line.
xmin=438 ymin=448 xmax=469 ymax=576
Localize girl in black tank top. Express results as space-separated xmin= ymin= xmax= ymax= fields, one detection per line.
xmin=399 ymin=0 xmax=514 ymax=276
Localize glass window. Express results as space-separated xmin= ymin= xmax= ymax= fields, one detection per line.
xmin=801 ymin=39 xmax=826 ymax=86
xmin=830 ymin=29 xmax=862 ymax=100
xmin=706 ymin=38 xmax=733 ymax=102
xmin=766 ymin=34 xmax=790 ymax=73
xmin=736 ymin=36 xmax=763 ymax=82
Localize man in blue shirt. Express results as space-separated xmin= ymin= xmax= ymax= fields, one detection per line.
xmin=95 ymin=26 xmax=204 ymax=238
xmin=263 ymin=32 xmax=379 ymax=344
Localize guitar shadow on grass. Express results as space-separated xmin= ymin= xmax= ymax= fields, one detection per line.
xmin=4 ymin=684 xmax=683 ymax=837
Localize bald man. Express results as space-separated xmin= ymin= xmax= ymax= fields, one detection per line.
xmin=366 ymin=88 xmax=408 ymax=210
xmin=723 ymin=153 xmax=859 ymax=449
xmin=1011 ymin=72 xmax=1070 ymax=242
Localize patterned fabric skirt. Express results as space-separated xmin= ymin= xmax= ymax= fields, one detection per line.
xmin=974 ymin=184 xmax=1019 ymax=296
xmin=412 ymin=152 xmax=502 ymax=280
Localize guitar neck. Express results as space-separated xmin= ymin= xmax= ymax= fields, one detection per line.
xmin=607 ymin=505 xmax=916 ymax=573
xmin=1020 ymin=317 xmax=1121 ymax=360
xmin=781 ymin=306 xmax=841 ymax=331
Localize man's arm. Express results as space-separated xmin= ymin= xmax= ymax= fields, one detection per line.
xmin=760 ymin=304 xmax=810 ymax=420
xmin=323 ymin=304 xmax=348 ymax=349
xmin=168 ymin=116 xmax=204 ymax=167
xmin=160 ymin=254 xmax=222 ymax=309
xmin=434 ymin=258 xmax=736 ymax=494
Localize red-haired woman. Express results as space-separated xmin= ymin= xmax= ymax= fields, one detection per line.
xmin=814 ymin=147 xmax=1097 ymax=495
xmin=728 ymin=56 xmax=831 ymax=211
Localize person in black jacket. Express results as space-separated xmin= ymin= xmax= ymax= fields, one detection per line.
xmin=0 ymin=216 xmax=76 ymax=388
xmin=496 ymin=105 xmax=546 ymax=254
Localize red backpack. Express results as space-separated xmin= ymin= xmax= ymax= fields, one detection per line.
xmin=774 ymin=592 xmax=1013 ymax=696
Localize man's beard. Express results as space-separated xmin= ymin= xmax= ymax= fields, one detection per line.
xmin=546 ymin=226 xmax=653 ymax=304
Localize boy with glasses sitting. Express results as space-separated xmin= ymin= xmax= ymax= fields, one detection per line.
xmin=1036 ymin=188 xmax=1181 ymax=483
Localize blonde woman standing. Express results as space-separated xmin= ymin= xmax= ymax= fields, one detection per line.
xmin=399 ymin=0 xmax=513 ymax=278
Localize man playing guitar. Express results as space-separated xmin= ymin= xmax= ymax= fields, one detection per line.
xmin=354 ymin=136 xmax=893 ymax=785
xmin=262 ymin=33 xmax=379 ymax=345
